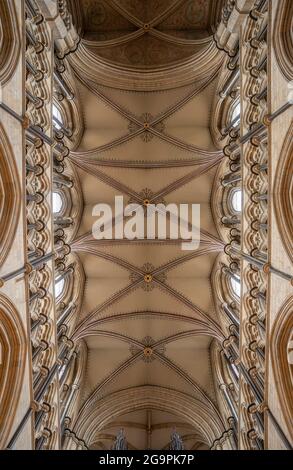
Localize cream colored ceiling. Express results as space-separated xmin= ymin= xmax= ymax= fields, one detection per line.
xmin=68 ymin=0 xmax=224 ymax=450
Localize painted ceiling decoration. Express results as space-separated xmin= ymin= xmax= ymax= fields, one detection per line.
xmin=67 ymin=0 xmax=225 ymax=90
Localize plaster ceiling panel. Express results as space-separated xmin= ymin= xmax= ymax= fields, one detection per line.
xmin=156 ymin=200 xmax=218 ymax=237
xmin=76 ymin=168 xmax=119 ymax=205
xmin=166 ymin=127 xmax=216 ymax=151
xmin=94 ymin=243 xmax=205 ymax=269
xmin=93 ymin=287 xmax=197 ymax=319
xmin=96 ymin=83 xmax=199 ymax=119
xmin=76 ymin=81 xmax=128 ymax=132
xmin=106 ymin=409 xmax=149 ymax=425
xmin=167 ymin=252 xmax=218 ymax=278
xmin=118 ymin=0 xmax=174 ymax=24
xmin=158 ymin=0 xmax=212 ymax=31
xmin=92 ymin=134 xmax=216 ymax=163
xmin=95 ymin=359 xmax=199 ymax=399
xmin=165 ymin=277 xmax=215 ymax=315
xmin=93 ymin=165 xmax=198 ymax=195
xmin=163 ymin=167 xmax=217 ymax=204
xmin=77 ymin=203 xmax=116 ymax=237
xmin=80 ymin=278 xmax=131 ymax=320
xmin=81 ymin=342 xmax=131 ymax=402
xmin=80 ymin=0 xmax=136 ymax=35
xmin=79 ymin=129 xmax=129 ymax=153
xmin=165 ymin=336 xmax=215 ymax=398
xmin=77 ymin=252 xmax=129 ymax=278
xmin=165 ymin=79 xmax=217 ymax=129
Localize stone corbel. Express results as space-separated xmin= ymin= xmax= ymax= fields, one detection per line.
xmin=215 ymin=0 xmax=256 ymax=55
xmin=35 ymin=0 xmax=79 ymax=58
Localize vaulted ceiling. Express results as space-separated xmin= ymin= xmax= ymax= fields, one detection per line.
xmin=67 ymin=0 xmax=225 ymax=450
xmin=69 ymin=0 xmax=224 ymax=67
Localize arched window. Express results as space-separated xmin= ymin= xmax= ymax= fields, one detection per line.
xmin=231 ymin=101 xmax=240 ymax=127
xmin=53 ymin=191 xmax=63 ymax=215
xmin=230 ymin=275 xmax=241 ymax=298
xmin=231 ymin=189 xmax=242 ymax=213
xmin=55 ymin=277 xmax=65 ymax=299
xmin=53 ymin=104 xmax=63 ymax=130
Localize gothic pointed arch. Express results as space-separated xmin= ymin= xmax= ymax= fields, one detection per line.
xmin=273 ymin=0 xmax=293 ymax=82
xmin=0 ymin=124 xmax=21 ymax=266
xmin=274 ymin=122 xmax=293 ymax=263
xmin=0 ymin=295 xmax=26 ymax=448
xmin=270 ymin=296 xmax=293 ymax=442
xmin=0 ymin=0 xmax=20 ymax=85
xmin=72 ymin=386 xmax=226 ymax=449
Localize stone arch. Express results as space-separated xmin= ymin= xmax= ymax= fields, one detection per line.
xmin=270 ymin=296 xmax=293 ymax=442
xmin=0 ymin=124 xmax=21 ymax=266
xmin=0 ymin=0 xmax=20 ymax=85
xmin=73 ymin=386 xmax=226 ymax=448
xmin=274 ymin=122 xmax=293 ymax=263
xmin=0 ymin=295 xmax=26 ymax=448
xmin=273 ymin=0 xmax=293 ymax=82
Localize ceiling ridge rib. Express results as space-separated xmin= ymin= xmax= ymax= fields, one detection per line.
xmin=149 ymin=127 xmax=221 ymax=155
xmin=83 ymin=1 xmax=195 ymax=49
xmin=153 ymin=351 xmax=217 ymax=407
xmin=83 ymin=29 xmax=145 ymax=49
xmin=82 ymin=316 xmax=222 ymax=342
xmin=73 ymin=243 xmax=221 ymax=279
xmin=72 ymin=69 xmax=221 ymax=158
xmin=85 ymin=330 xmax=145 ymax=349
xmin=84 ymin=311 xmax=220 ymax=330
xmin=153 ymin=278 xmax=222 ymax=337
xmin=72 ymin=227 xmax=223 ymax=249
xmin=83 ymin=335 xmax=217 ymax=414
xmin=70 ymin=153 xmax=222 ymax=220
xmin=151 ymin=246 xmax=221 ymax=277
xmin=84 ymin=29 xmax=211 ymax=50
xmin=79 ymin=74 xmax=142 ymax=125
xmin=69 ymin=155 xmax=142 ymax=203
xmin=99 ymin=0 xmax=204 ymax=50
xmin=69 ymin=153 xmax=222 ymax=214
xmin=107 ymin=0 xmax=144 ymax=28
xmin=72 ymin=245 xmax=223 ymax=341
xmin=150 ymin=73 xmax=217 ymax=125
xmin=150 ymin=0 xmax=187 ymax=27
xmin=73 ymin=278 xmax=144 ymax=340
xmin=72 ymin=238 xmax=216 ymax=248
xmin=149 ymin=29 xmax=212 ymax=47
xmin=77 ymin=128 xmax=145 ymax=154
xmin=107 ymin=0 xmax=186 ymax=30
xmin=73 ymin=246 xmax=146 ymax=276
xmin=78 ymin=344 xmax=216 ymax=424
xmin=68 ymin=157 xmax=220 ymax=169
xmin=79 ymin=352 xmax=143 ymax=417
xmin=155 ymin=329 xmax=221 ymax=348
xmin=149 ymin=159 xmax=221 ymax=202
